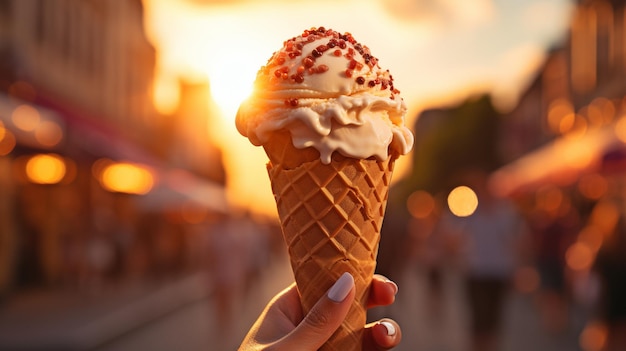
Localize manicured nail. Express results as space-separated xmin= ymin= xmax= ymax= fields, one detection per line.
xmin=327 ymin=272 xmax=354 ymax=302
xmin=387 ymin=280 xmax=399 ymax=295
xmin=380 ymin=321 xmax=396 ymax=336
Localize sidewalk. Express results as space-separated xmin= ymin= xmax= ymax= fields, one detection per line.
xmin=0 ymin=273 xmax=211 ymax=351
xmin=0 ymin=254 xmax=587 ymax=351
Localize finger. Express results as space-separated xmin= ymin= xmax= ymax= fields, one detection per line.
xmin=367 ymin=274 xmax=398 ymax=308
xmin=363 ymin=318 xmax=402 ymax=351
xmin=271 ymin=283 xmax=304 ymax=326
xmin=279 ymin=272 xmax=355 ymax=350
xmin=241 ymin=283 xmax=303 ymax=347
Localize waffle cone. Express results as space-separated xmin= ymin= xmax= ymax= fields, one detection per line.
xmin=264 ymin=132 xmax=394 ymax=351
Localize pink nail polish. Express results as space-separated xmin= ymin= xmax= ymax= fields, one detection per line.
xmin=327 ymin=272 xmax=354 ymax=302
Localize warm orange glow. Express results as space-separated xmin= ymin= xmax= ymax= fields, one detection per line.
xmin=180 ymin=201 xmax=209 ymax=224
xmin=448 ymin=186 xmax=478 ymax=217
xmin=547 ymin=98 xmax=574 ymax=134
xmin=153 ymin=74 xmax=181 ymax=115
xmin=99 ymin=162 xmax=154 ymax=195
xmin=566 ymin=242 xmax=594 ymax=271
xmin=578 ymin=173 xmax=607 ymax=200
xmin=34 ymin=120 xmax=63 ymax=147
xmin=0 ymin=123 xmax=16 ymax=156
xmin=536 ymin=185 xmax=564 ymax=212
xmin=578 ymin=225 xmax=604 ymax=253
xmin=206 ymin=52 xmax=257 ymax=123
xmin=8 ymin=81 xmax=37 ymax=102
xmin=12 ymin=104 xmax=40 ymax=131
xmin=61 ymin=157 xmax=77 ymax=185
xmin=554 ymin=135 xmax=594 ymax=171
xmin=141 ymin=0 xmax=575 ymax=216
xmin=92 ymin=158 xmax=114 ymax=178
xmin=587 ymin=97 xmax=615 ymax=127
xmin=558 ymin=113 xmax=576 ymax=134
xmin=615 ymin=116 xmax=626 ymax=143
xmin=513 ymin=266 xmax=540 ymax=294
xmin=569 ymin=114 xmax=588 ymax=136
xmin=579 ymin=321 xmax=607 ymax=351
xmin=407 ymin=190 xmax=435 ymax=219
xmin=589 ymin=200 xmax=620 ymax=236
xmin=556 ymin=112 xmax=588 ymax=137
xmin=25 ymin=153 xmax=66 ymax=184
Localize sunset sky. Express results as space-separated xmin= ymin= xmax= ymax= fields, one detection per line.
xmin=141 ymin=0 xmax=575 ymax=215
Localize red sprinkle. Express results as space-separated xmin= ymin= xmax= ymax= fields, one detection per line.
xmin=262 ymin=27 xmax=393 ymax=90
xmin=284 ymin=98 xmax=299 ymax=107
xmin=317 ymin=64 xmax=329 ymax=73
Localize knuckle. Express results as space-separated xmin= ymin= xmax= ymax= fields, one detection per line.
xmin=303 ymin=307 xmax=332 ymax=333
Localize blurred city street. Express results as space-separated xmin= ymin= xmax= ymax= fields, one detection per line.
xmin=0 ymin=250 xmax=589 ymax=351
xmin=2 ymin=1 xmax=626 ymax=351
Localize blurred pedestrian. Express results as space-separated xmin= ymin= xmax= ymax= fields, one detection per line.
xmin=527 ymin=207 xmax=578 ymax=334
xmin=205 ymin=212 xmax=248 ymax=341
xmin=593 ymin=202 xmax=626 ymax=351
xmin=441 ymin=169 xmax=526 ymax=351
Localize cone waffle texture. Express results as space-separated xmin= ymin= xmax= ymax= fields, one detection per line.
xmin=264 ymin=133 xmax=394 ymax=351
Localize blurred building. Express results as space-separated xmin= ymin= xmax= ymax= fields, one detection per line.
xmin=0 ymin=0 xmax=228 ymax=295
xmin=499 ymin=0 xmax=626 ymax=167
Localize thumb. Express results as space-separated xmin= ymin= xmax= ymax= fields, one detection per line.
xmin=281 ymin=272 xmax=355 ymax=350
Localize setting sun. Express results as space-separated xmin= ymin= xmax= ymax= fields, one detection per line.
xmin=204 ymin=49 xmax=259 ymax=123
xmin=141 ymin=0 xmax=574 ymax=216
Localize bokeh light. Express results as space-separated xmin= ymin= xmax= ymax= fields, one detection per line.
xmin=536 ymin=185 xmax=565 ymax=213
xmin=577 ymin=225 xmax=605 ymax=253
xmin=407 ymin=190 xmax=435 ymax=219
xmin=577 ymin=173 xmax=607 ymax=200
xmin=586 ymin=97 xmax=615 ymax=127
xmin=579 ymin=321 xmax=607 ymax=351
xmin=615 ymin=115 xmax=626 ymax=143
xmin=99 ymin=162 xmax=155 ymax=195
xmin=12 ymin=104 xmax=40 ymax=132
xmin=0 ymin=122 xmax=16 ymax=156
xmin=25 ymin=153 xmax=67 ymax=185
xmin=447 ymin=185 xmax=478 ymax=217
xmin=547 ymin=98 xmax=574 ymax=134
xmin=589 ymin=200 xmax=620 ymax=237
xmin=34 ymin=120 xmax=63 ymax=147
xmin=565 ymin=242 xmax=594 ymax=271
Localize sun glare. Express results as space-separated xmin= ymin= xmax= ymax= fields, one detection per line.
xmin=207 ymin=54 xmax=257 ymax=124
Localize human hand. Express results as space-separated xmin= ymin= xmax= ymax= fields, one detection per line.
xmin=238 ymin=272 xmax=401 ymax=351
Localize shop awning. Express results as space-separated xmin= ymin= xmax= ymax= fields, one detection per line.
xmin=490 ymin=125 xmax=625 ymax=196
xmin=136 ymin=169 xmax=229 ymax=214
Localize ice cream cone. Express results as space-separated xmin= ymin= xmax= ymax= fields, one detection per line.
xmin=264 ymin=132 xmax=394 ymax=351
xmin=236 ymin=26 xmax=413 ymax=351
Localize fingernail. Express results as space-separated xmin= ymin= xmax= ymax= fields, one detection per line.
xmin=387 ymin=280 xmax=399 ymax=295
xmin=327 ymin=272 xmax=354 ymax=302
xmin=380 ymin=321 xmax=396 ymax=336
